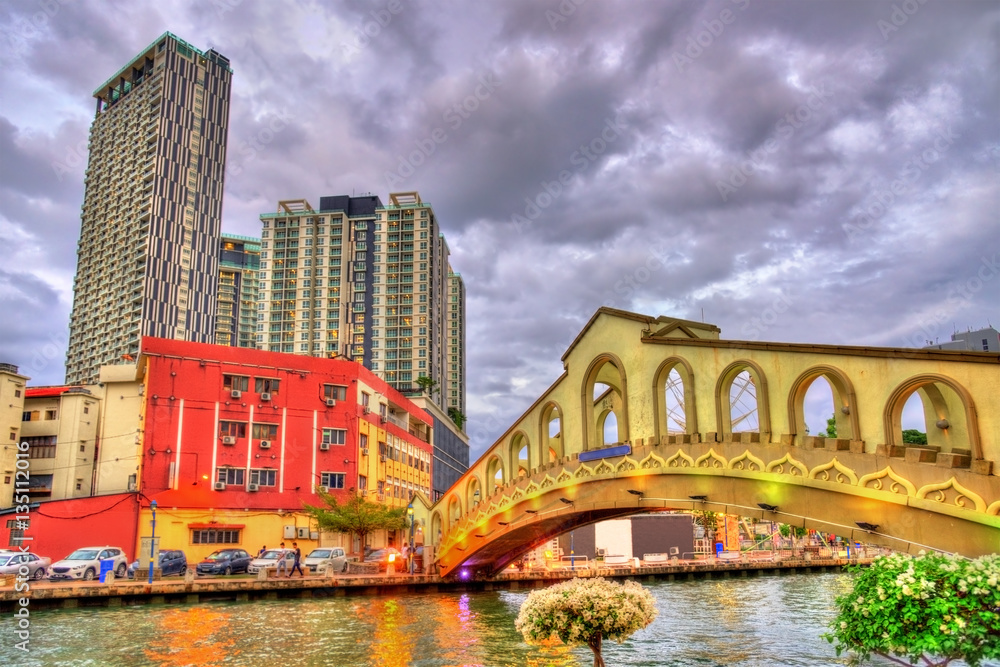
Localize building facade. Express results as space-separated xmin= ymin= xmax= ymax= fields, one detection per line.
xmin=216 ymin=233 xmax=261 ymax=348
xmin=923 ymin=327 xmax=1000 ymax=353
xmin=0 ymin=364 xmax=29 ymax=509
xmin=66 ymin=32 xmax=233 ymax=384
xmin=446 ymin=270 xmax=466 ymax=418
xmin=137 ymin=337 xmax=433 ymax=560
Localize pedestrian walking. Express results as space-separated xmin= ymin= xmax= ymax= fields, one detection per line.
xmin=276 ymin=542 xmax=289 ymax=576
xmin=258 ymin=545 xmax=267 ymax=558
xmin=289 ymin=542 xmax=305 ymax=577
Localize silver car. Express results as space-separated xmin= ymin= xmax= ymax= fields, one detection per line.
xmin=0 ymin=551 xmax=51 ymax=580
xmin=49 ymin=546 xmax=128 ymax=581
xmin=304 ymin=547 xmax=347 ymax=574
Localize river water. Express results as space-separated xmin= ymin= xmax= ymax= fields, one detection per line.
xmin=0 ymin=572 xmax=987 ymax=666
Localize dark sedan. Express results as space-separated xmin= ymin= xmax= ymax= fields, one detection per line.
xmin=363 ymin=547 xmax=402 ymax=572
xmin=128 ymin=549 xmax=188 ymax=578
xmin=195 ymin=549 xmax=252 ymax=576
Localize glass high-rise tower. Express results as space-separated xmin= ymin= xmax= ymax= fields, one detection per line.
xmin=66 ymin=32 xmax=232 ymax=384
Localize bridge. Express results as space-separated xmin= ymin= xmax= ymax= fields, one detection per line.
xmin=419 ymin=308 xmax=1000 ymax=579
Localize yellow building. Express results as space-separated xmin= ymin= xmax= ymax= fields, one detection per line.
xmin=0 ymin=363 xmax=30 ymax=509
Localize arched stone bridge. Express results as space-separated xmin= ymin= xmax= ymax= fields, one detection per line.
xmin=421 ymin=308 xmax=1000 ymax=578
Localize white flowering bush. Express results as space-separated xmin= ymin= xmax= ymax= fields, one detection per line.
xmin=825 ymin=552 xmax=1000 ymax=667
xmin=515 ymin=577 xmax=658 ymax=667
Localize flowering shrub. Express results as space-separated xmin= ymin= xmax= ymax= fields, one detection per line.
xmin=825 ymin=552 xmax=1000 ymax=667
xmin=515 ymin=577 xmax=658 ymax=667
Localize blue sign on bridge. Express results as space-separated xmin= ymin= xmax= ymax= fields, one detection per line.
xmin=579 ymin=443 xmax=632 ymax=462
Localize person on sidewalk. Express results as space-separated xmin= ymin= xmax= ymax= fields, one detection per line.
xmin=288 ymin=542 xmax=305 ymax=577
xmin=276 ymin=542 xmax=289 ymax=577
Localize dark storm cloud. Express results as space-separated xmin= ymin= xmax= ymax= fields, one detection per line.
xmin=2 ymin=0 xmax=997 ymax=458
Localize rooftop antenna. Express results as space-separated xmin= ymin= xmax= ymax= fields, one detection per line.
xmin=701 ymin=308 xmax=705 ymax=322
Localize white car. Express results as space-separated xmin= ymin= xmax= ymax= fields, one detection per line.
xmin=48 ymin=546 xmax=128 ymax=581
xmin=247 ymin=548 xmax=295 ymax=574
xmin=304 ymin=547 xmax=347 ymax=574
xmin=0 ymin=551 xmax=51 ymax=580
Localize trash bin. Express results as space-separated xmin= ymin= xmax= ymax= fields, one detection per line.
xmin=99 ymin=559 xmax=115 ymax=583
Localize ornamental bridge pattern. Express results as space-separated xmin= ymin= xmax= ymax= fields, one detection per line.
xmin=422 ymin=308 xmax=1000 ymax=579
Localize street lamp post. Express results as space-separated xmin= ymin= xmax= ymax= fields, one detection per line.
xmin=148 ymin=499 xmax=157 ymax=584
xmin=407 ymin=502 xmax=415 ymax=575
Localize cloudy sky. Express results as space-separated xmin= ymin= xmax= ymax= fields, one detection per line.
xmin=1 ymin=0 xmax=997 ymax=460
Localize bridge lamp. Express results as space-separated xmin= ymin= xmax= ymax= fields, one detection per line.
xmin=524 ymin=509 xmax=539 ymax=514
xmin=497 ymin=521 xmax=510 ymax=526
xmin=757 ymin=503 xmax=779 ymax=512
xmin=475 ymin=534 xmax=488 ymax=538
xmin=559 ymin=497 xmax=574 ymax=505
xmin=626 ymin=489 xmax=644 ymax=497
xmin=855 ymin=521 xmax=879 ymax=532
xmin=689 ymin=495 xmax=708 ymax=501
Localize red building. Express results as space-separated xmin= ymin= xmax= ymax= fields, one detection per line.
xmin=138 ymin=337 xmax=434 ymax=559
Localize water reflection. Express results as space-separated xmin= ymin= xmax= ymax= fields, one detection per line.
xmin=6 ymin=573 xmax=991 ymax=667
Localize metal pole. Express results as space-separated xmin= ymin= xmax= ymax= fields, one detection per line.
xmin=148 ymin=500 xmax=157 ymax=584
xmin=570 ymin=531 xmax=575 ymax=571
xmin=407 ymin=503 xmax=415 ymax=574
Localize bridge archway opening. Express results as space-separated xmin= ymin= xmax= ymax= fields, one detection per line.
xmin=430 ymin=511 xmax=443 ymax=546
xmin=540 ymin=402 xmax=564 ymax=462
xmin=716 ymin=361 xmax=770 ymax=437
xmin=466 ymin=475 xmax=482 ymax=511
xmin=889 ymin=376 xmax=978 ymax=455
xmin=729 ymin=370 xmax=759 ymax=432
xmin=803 ymin=376 xmax=835 ymax=437
xmin=600 ymin=411 xmax=619 ymax=446
xmin=788 ymin=365 xmax=858 ymax=444
xmin=510 ymin=432 xmax=531 ymax=478
xmin=486 ymin=455 xmax=504 ymax=495
xmin=582 ymin=354 xmax=629 ymax=451
xmin=447 ymin=495 xmax=463 ymax=529
xmin=654 ymin=358 xmax=696 ymax=438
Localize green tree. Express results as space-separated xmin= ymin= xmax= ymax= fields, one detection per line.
xmin=303 ymin=490 xmax=407 ymax=556
xmin=447 ymin=406 xmax=467 ymax=430
xmin=823 ymin=413 xmax=838 ymax=438
xmin=824 ymin=552 xmax=1000 ymax=667
xmin=516 ymin=577 xmax=658 ymax=667
xmin=416 ymin=375 xmax=438 ymax=395
xmin=902 ymin=429 xmax=928 ymax=445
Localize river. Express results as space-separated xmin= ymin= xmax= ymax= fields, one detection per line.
xmin=0 ymin=572 xmax=990 ymax=666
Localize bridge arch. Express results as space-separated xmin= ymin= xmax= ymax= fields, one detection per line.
xmin=430 ymin=510 xmax=443 ymax=547
xmin=582 ymin=352 xmax=630 ymax=450
xmin=447 ymin=494 xmax=463 ymax=529
xmin=715 ymin=359 xmax=771 ymax=437
xmin=884 ymin=374 xmax=982 ymax=459
xmin=465 ymin=474 xmax=483 ymax=511
xmin=508 ymin=430 xmax=532 ymax=478
xmin=787 ymin=365 xmax=859 ymax=443
xmin=485 ymin=455 xmax=504 ymax=495
xmin=539 ymin=401 xmax=564 ymax=463
xmin=652 ymin=356 xmax=698 ymax=439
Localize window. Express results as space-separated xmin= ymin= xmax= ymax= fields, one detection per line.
xmin=6 ymin=520 xmax=25 ymax=547
xmin=216 ymin=468 xmax=245 ymax=485
xmin=323 ymin=384 xmax=347 ymax=401
xmin=250 ymin=469 xmax=277 ymax=486
xmin=360 ymin=433 xmax=368 ymax=451
xmin=252 ymin=423 xmax=278 ymax=440
xmin=14 ymin=389 xmax=20 ymax=398
xmin=44 ymin=409 xmax=57 ymax=420
xmin=24 ymin=435 xmax=56 ymax=459
xmin=322 ymin=428 xmax=346 ymax=445
xmin=219 ymin=421 xmax=247 ymax=438
xmin=361 ymin=392 xmax=371 ymax=408
xmin=321 ymin=472 xmax=346 ymax=489
xmin=255 ymin=377 xmax=280 ymax=394
xmin=223 ymin=375 xmax=250 ymax=392
xmin=191 ymin=528 xmax=241 ymax=544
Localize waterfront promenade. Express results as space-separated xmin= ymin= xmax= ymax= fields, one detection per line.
xmin=0 ymin=555 xmax=868 ymax=613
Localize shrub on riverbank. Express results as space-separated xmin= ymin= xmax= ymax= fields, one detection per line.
xmin=825 ymin=552 xmax=1000 ymax=667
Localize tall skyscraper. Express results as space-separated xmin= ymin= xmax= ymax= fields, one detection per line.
xmin=446 ymin=270 xmax=466 ymax=417
xmin=66 ymin=32 xmax=232 ymax=384
xmin=216 ymin=233 xmax=260 ymax=348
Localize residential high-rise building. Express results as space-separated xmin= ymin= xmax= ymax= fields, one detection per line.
xmin=257 ymin=194 xmax=382 ymax=362
xmin=65 ymin=32 xmax=233 ymax=384
xmin=216 ymin=233 xmax=261 ymax=348
xmin=446 ymin=270 xmax=466 ymax=418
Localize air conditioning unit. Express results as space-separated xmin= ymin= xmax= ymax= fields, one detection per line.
xmin=297 ymin=527 xmax=309 ymax=539
xmin=363 ymin=406 xmax=371 ymax=414
xmin=260 ymin=392 xmax=272 ymax=401
xmin=325 ymin=398 xmax=336 ymax=407
xmin=361 ymin=448 xmax=368 ymax=457
xmin=230 ymin=390 xmax=241 ymax=399
xmin=379 ymin=416 xmax=387 ymax=424
xmin=248 ymin=483 xmax=260 ymax=492
xmin=379 ymin=455 xmax=386 ymax=463
xmin=259 ymin=440 xmax=271 ymax=449
xmin=319 ymin=442 xmax=330 ymax=451
xmin=214 ymin=481 xmax=226 ymax=490
xmin=222 ymin=436 xmax=236 ymax=445
xmin=317 ymin=485 xmax=329 ymax=493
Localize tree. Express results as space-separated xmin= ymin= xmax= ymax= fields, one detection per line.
xmin=823 ymin=413 xmax=838 ymax=438
xmin=447 ymin=406 xmax=466 ymax=430
xmin=902 ymin=429 xmax=928 ymax=445
xmin=416 ymin=375 xmax=438 ymax=395
xmin=303 ymin=489 xmax=408 ymax=556
xmin=824 ymin=552 xmax=1000 ymax=667
xmin=515 ymin=577 xmax=658 ymax=667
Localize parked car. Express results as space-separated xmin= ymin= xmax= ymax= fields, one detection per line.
xmin=363 ymin=547 xmax=401 ymax=572
xmin=49 ymin=546 xmax=128 ymax=581
xmin=304 ymin=547 xmax=347 ymax=574
xmin=195 ymin=549 xmax=252 ymax=576
xmin=247 ymin=548 xmax=294 ymax=574
xmin=127 ymin=549 xmax=188 ymax=578
xmin=0 ymin=551 xmax=51 ymax=580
